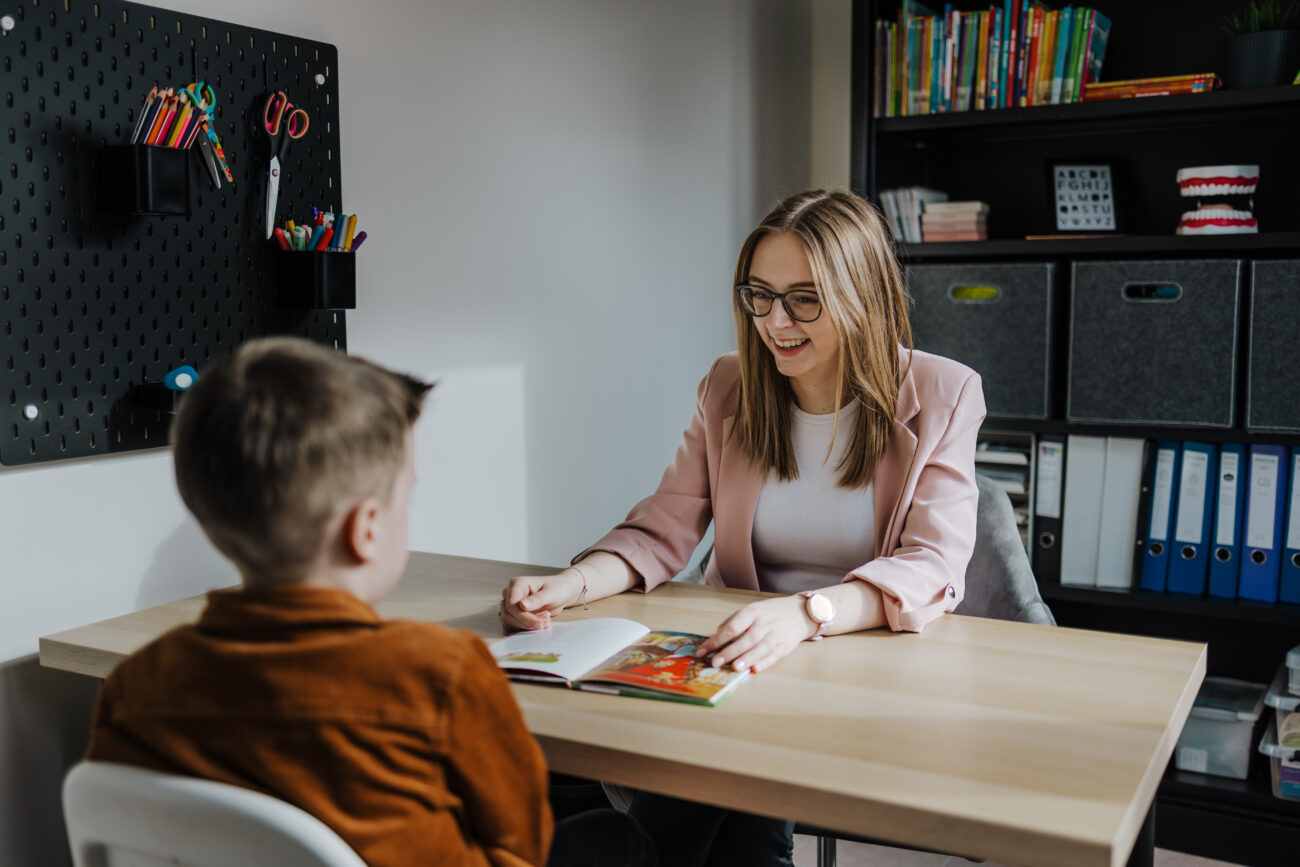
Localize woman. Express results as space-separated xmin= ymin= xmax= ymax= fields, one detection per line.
xmin=501 ymin=189 xmax=986 ymax=866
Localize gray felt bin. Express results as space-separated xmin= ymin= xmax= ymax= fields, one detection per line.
xmin=1247 ymin=260 xmax=1300 ymax=434
xmin=1068 ymin=259 xmax=1241 ymax=427
xmin=906 ymin=263 xmax=1054 ymax=419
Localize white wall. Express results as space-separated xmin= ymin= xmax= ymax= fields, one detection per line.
xmin=811 ymin=0 xmax=854 ymax=191
xmin=0 ymin=1 xmax=853 ymax=863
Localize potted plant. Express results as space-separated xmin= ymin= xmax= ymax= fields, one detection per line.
xmin=1222 ymin=0 xmax=1300 ymax=87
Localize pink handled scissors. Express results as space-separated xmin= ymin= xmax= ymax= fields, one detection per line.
xmin=263 ymin=91 xmax=309 ymax=239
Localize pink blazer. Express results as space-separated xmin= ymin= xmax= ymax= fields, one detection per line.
xmin=579 ymin=348 xmax=987 ymax=632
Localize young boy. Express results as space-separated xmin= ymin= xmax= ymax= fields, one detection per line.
xmin=84 ymin=338 xmax=651 ymax=866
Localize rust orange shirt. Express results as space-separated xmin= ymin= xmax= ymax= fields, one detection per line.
xmin=86 ymin=585 xmax=552 ymax=867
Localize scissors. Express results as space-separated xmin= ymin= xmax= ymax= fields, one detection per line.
xmin=182 ymin=81 xmax=232 ymax=190
xmin=263 ymin=91 xmax=310 ymax=239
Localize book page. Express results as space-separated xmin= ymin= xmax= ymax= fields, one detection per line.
xmin=580 ymin=631 xmax=749 ymax=704
xmin=489 ymin=618 xmax=649 ymax=684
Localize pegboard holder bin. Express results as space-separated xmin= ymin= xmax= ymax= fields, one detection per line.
xmin=132 ymin=380 xmax=188 ymax=415
xmin=99 ymin=145 xmax=191 ymax=217
xmin=278 ymin=251 xmax=357 ymax=310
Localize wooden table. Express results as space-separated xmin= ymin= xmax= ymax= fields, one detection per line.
xmin=41 ymin=552 xmax=1205 ymax=867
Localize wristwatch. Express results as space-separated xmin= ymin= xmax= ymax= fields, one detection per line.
xmin=800 ymin=591 xmax=835 ymax=641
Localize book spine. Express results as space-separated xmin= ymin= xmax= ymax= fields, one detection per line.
xmin=988 ymin=8 xmax=1002 ymax=110
xmin=1024 ymin=7 xmax=1042 ymax=108
xmin=1015 ymin=2 xmax=1032 ymax=107
xmin=1002 ymin=0 xmax=1018 ymax=108
xmin=1036 ymin=10 xmax=1057 ymax=105
xmin=1083 ymin=83 xmax=1215 ymax=100
xmin=1084 ymin=11 xmax=1112 ymax=88
xmin=965 ymin=11 xmax=980 ymax=111
xmin=1050 ymin=7 xmax=1072 ymax=104
xmin=935 ymin=10 xmax=946 ymax=113
xmin=1060 ymin=6 xmax=1076 ymax=102
xmin=1088 ymin=72 xmax=1218 ymax=87
xmin=951 ymin=6 xmax=961 ymax=113
xmin=1064 ymin=7 xmax=1088 ymax=102
xmin=973 ymin=12 xmax=988 ymax=111
xmin=921 ymin=16 xmax=932 ymax=115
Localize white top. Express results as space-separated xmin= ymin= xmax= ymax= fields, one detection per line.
xmin=752 ymin=401 xmax=875 ymax=595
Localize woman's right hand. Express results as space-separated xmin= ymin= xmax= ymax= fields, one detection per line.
xmin=499 ymin=570 xmax=585 ymax=632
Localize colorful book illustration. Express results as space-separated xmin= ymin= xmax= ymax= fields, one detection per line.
xmin=491 ymin=618 xmax=750 ymax=707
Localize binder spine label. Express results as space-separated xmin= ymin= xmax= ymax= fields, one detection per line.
xmin=1288 ymin=454 xmax=1300 ymax=551
xmin=1035 ymin=442 xmax=1064 ymax=519
xmin=1247 ymin=453 xmax=1281 ymax=549
xmin=1216 ymin=452 xmax=1240 ymax=547
xmin=1175 ymin=450 xmax=1209 ymax=543
xmin=1151 ymin=448 xmax=1177 ymax=538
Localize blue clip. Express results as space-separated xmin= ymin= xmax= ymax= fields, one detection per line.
xmin=163 ymin=365 xmax=199 ymax=390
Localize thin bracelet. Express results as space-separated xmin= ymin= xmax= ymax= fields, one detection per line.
xmin=570 ymin=564 xmax=590 ymax=610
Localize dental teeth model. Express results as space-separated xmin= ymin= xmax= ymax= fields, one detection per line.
xmin=1175 ymin=164 xmax=1259 ymax=234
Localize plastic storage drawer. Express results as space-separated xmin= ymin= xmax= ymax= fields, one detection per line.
xmin=1068 ymin=259 xmax=1241 ymax=427
xmin=906 ymin=263 xmax=1054 ymax=419
xmin=1175 ymin=676 xmax=1267 ymax=779
xmin=1260 ymin=720 xmax=1300 ymax=802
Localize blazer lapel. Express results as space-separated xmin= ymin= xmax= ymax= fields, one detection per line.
xmin=874 ymin=351 xmax=921 ymax=556
xmin=716 ymin=414 xmax=763 ymax=590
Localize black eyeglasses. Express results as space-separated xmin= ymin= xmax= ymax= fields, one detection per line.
xmin=734 ymin=284 xmax=823 ymax=323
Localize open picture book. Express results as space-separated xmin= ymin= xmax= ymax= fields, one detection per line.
xmin=490 ymin=617 xmax=749 ymax=706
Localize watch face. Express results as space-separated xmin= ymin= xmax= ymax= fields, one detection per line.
xmin=808 ymin=593 xmax=834 ymax=623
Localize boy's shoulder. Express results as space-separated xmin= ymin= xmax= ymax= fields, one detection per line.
xmin=103 ymin=614 xmax=503 ymax=718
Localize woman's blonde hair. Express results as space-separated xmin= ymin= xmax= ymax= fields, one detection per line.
xmin=733 ymin=189 xmax=912 ymax=489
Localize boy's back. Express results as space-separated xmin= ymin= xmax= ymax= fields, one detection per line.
xmin=82 ymin=338 xmax=554 ymax=867
xmin=88 ymin=583 xmax=551 ymax=867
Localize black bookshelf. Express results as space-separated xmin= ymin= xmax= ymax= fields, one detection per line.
xmin=854 ymin=1 xmax=1300 ymax=861
xmin=901 ymin=231 xmax=1300 ymax=261
xmin=876 ymin=84 xmax=1300 ymax=133
xmin=1041 ymin=583 xmax=1300 ymax=628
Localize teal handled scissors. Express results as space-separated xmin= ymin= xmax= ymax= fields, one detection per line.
xmin=182 ymin=81 xmax=233 ymax=190
xmin=263 ymin=91 xmax=310 ymax=239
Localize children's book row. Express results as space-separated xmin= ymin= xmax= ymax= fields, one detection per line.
xmin=873 ymin=2 xmax=1111 ymax=117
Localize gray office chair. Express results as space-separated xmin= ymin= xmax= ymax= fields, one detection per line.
xmin=658 ymin=472 xmax=1055 ymax=866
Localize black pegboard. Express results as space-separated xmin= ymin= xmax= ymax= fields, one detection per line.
xmin=1 ymin=0 xmax=347 ymax=466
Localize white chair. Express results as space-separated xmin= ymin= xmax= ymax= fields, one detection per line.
xmin=63 ymin=761 xmax=367 ymax=867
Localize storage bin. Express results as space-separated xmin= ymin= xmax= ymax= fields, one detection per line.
xmin=1259 ymin=719 xmax=1300 ymax=802
xmin=1246 ymin=260 xmax=1300 ymax=433
xmin=278 ymin=250 xmax=356 ymax=310
xmin=1289 ymin=644 xmax=1300 ymax=699
xmin=1174 ymin=676 xmax=1267 ymax=779
xmin=1067 ymin=260 xmax=1241 ymax=427
xmin=906 ymin=263 xmax=1054 ymax=419
xmin=1264 ymin=665 xmax=1300 ymax=744
xmin=99 ymin=145 xmax=191 ymax=216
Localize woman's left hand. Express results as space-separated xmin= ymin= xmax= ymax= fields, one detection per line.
xmin=695 ymin=595 xmax=813 ymax=674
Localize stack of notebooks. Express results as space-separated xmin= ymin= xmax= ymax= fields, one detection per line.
xmin=1082 ymin=73 xmax=1220 ymax=101
xmin=879 ymin=186 xmax=948 ymax=243
xmin=922 ymin=201 xmax=989 ymax=242
xmin=872 ymin=2 xmax=1112 ymax=117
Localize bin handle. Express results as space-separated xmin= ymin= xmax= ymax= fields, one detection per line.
xmin=947 ymin=284 xmax=1000 ymax=303
xmin=1122 ymin=282 xmax=1183 ymax=302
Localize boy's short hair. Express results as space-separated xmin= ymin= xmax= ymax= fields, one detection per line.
xmin=172 ymin=337 xmax=432 ymax=583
